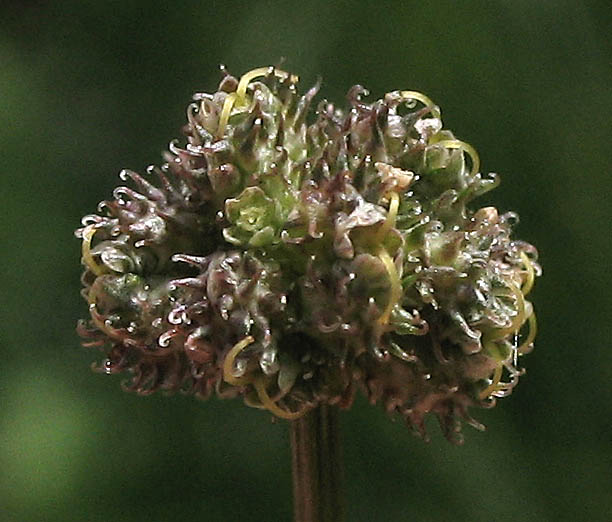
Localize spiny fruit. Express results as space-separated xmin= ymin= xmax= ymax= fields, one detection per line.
xmin=77 ymin=66 xmax=540 ymax=443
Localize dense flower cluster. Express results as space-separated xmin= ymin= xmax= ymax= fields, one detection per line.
xmin=77 ymin=67 xmax=540 ymax=442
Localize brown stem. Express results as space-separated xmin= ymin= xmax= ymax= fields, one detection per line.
xmin=290 ymin=404 xmax=344 ymax=522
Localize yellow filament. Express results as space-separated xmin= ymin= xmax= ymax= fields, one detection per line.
xmin=479 ymin=364 xmax=503 ymax=399
xmin=222 ymin=336 xmax=255 ymax=386
xmin=487 ymin=282 xmax=526 ymax=341
xmin=520 ymin=251 xmax=535 ymax=296
xmin=253 ymin=376 xmax=304 ymax=420
xmin=517 ymin=309 xmax=537 ymax=354
xmin=374 ymin=191 xmax=402 ymax=326
xmin=376 ymin=247 xmax=402 ymax=325
xmin=398 ymin=90 xmax=441 ymax=120
xmin=377 ymin=191 xmax=400 ymax=242
xmin=506 ymin=282 xmax=526 ymax=336
xmin=81 ymin=225 xmax=106 ymax=276
xmin=217 ymin=67 xmax=298 ymax=137
xmin=235 ymin=67 xmax=297 ymax=101
xmin=435 ymin=139 xmax=480 ymax=176
xmin=484 ymin=339 xmax=505 ymax=361
xmin=217 ymin=92 xmax=237 ymax=138
xmin=222 ymin=336 xmax=305 ymax=419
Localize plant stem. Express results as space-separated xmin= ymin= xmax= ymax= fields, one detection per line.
xmin=290 ymin=404 xmax=344 ymax=522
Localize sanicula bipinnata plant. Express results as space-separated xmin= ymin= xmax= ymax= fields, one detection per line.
xmin=77 ymin=67 xmax=540 ymax=443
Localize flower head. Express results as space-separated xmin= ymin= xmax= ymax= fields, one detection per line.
xmin=77 ymin=66 xmax=540 ymax=443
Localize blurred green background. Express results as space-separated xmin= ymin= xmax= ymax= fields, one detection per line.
xmin=2 ymin=1 xmax=611 ymax=521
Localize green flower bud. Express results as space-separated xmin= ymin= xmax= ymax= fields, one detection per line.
xmin=77 ymin=66 xmax=540 ymax=443
xmin=224 ymin=186 xmax=278 ymax=246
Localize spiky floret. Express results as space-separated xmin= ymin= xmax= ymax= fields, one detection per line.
xmin=77 ymin=66 xmax=540 ymax=443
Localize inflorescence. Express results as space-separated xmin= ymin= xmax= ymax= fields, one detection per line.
xmin=77 ymin=66 xmax=540 ymax=443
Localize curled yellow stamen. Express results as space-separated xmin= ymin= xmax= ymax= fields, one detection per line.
xmin=374 ymin=191 xmax=402 ymax=326
xmin=377 ymin=191 xmax=400 ymax=242
xmin=506 ymin=282 xmax=526 ymax=337
xmin=81 ymin=225 xmax=106 ymax=276
xmin=253 ymin=376 xmax=304 ymax=420
xmin=484 ymin=340 xmax=505 ymax=361
xmin=235 ymin=67 xmax=298 ymax=102
xmin=479 ymin=364 xmax=503 ymax=399
xmin=517 ymin=308 xmax=537 ymax=354
xmin=376 ymin=247 xmax=402 ymax=325
xmin=520 ymin=251 xmax=535 ymax=296
xmin=435 ymin=139 xmax=480 ymax=176
xmin=222 ymin=336 xmax=255 ymax=386
xmin=217 ymin=92 xmax=237 ymax=139
xmin=223 ymin=336 xmax=305 ymax=419
xmin=487 ymin=282 xmax=526 ymax=341
xmin=217 ymin=67 xmax=298 ymax=138
xmin=398 ymin=90 xmax=441 ymax=120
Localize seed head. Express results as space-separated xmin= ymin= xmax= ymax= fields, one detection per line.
xmin=77 ymin=66 xmax=540 ymax=443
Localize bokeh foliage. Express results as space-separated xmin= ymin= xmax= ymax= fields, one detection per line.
xmin=1 ymin=1 xmax=611 ymax=521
